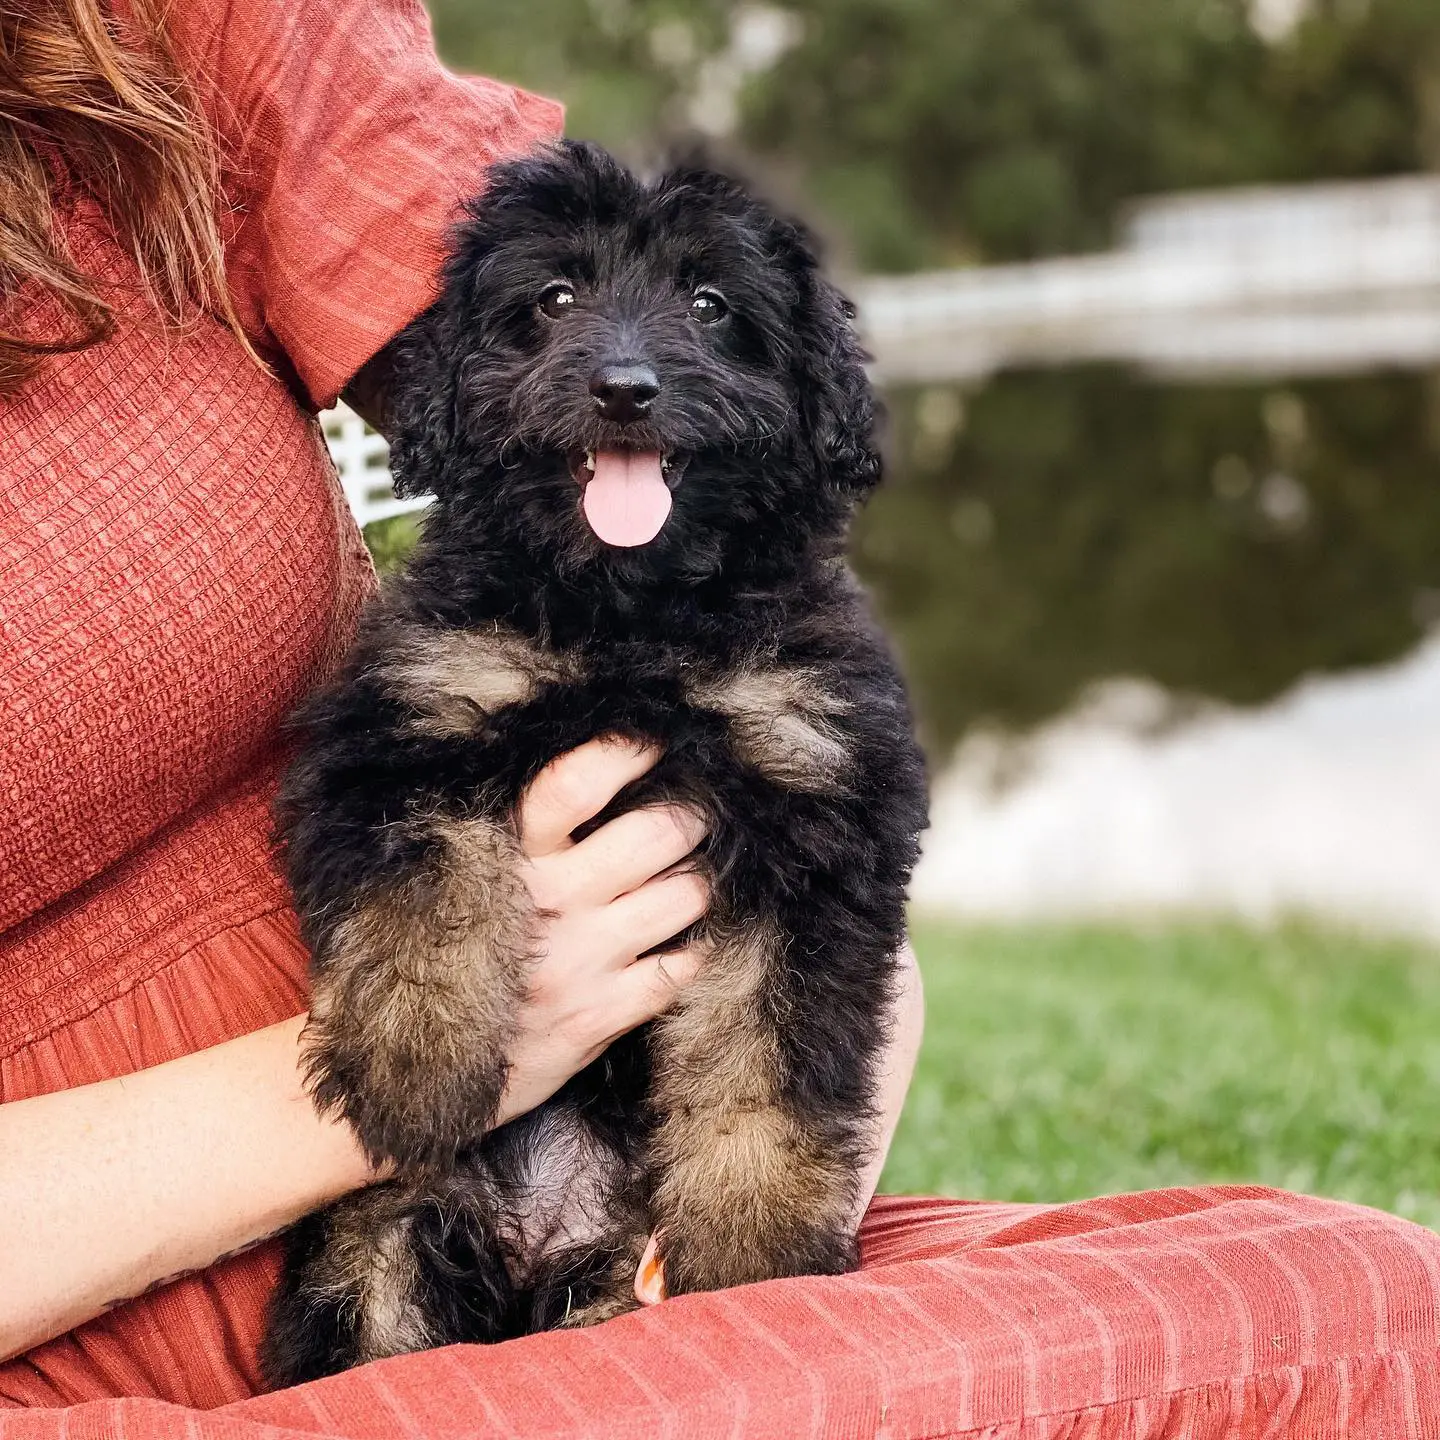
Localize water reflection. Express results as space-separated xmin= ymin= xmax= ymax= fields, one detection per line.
xmin=855 ymin=366 xmax=1440 ymax=756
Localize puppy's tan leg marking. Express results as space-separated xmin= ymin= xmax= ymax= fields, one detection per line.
xmin=303 ymin=1188 xmax=434 ymax=1365
xmin=561 ymin=920 xmax=857 ymax=1323
xmin=384 ymin=625 xmax=580 ymax=738
xmin=646 ymin=919 xmax=857 ymax=1294
xmin=689 ymin=666 xmax=853 ymax=791
xmin=306 ymin=814 xmax=534 ymax=1170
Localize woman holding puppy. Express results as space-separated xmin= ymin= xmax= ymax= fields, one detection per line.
xmin=1 ymin=0 xmax=1435 ymax=1434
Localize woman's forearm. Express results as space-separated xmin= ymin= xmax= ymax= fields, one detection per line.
xmin=0 ymin=1015 xmax=375 ymax=1361
xmin=0 ymin=930 xmax=923 ymax=1355
xmin=0 ymin=744 xmax=721 ymax=1362
xmin=856 ymin=939 xmax=925 ymax=1220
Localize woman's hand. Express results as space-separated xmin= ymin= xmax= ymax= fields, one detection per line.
xmin=493 ymin=736 xmax=711 ymax=1126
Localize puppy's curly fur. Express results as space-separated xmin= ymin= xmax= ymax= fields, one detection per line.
xmin=261 ymin=141 xmax=928 ymax=1388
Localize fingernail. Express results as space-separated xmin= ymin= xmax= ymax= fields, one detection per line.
xmin=635 ymin=1234 xmax=667 ymax=1305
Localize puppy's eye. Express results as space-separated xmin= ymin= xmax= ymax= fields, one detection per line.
xmin=538 ymin=283 xmax=577 ymax=320
xmin=690 ymin=288 xmax=728 ymax=324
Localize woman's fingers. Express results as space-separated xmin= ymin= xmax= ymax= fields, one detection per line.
xmin=517 ymin=738 xmax=660 ymax=858
xmin=612 ymin=944 xmax=705 ymax=1033
xmin=603 ymin=869 xmax=710 ymax=961
xmin=564 ymin=805 xmax=708 ymax=903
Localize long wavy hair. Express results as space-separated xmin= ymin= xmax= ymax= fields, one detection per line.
xmin=0 ymin=0 xmax=252 ymax=391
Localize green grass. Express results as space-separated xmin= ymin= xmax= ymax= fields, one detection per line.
xmin=882 ymin=921 xmax=1440 ymax=1231
xmin=363 ymin=513 xmax=425 ymax=573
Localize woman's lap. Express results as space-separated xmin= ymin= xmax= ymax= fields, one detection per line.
xmin=2 ymin=1187 xmax=1436 ymax=1439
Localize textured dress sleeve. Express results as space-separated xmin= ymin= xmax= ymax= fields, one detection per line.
xmin=165 ymin=0 xmax=564 ymax=408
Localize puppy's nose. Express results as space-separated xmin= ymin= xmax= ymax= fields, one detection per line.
xmin=589 ymin=363 xmax=660 ymax=424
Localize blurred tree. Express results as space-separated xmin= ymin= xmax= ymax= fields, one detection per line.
xmin=740 ymin=0 xmax=1440 ymax=270
xmin=425 ymin=0 xmax=728 ymax=157
xmin=741 ymin=0 xmax=1285 ymax=270
xmin=427 ymin=1 xmax=1440 ymax=266
xmin=1271 ymin=0 xmax=1440 ymax=177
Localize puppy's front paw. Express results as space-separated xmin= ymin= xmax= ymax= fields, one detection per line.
xmin=553 ymin=1291 xmax=642 ymax=1329
xmin=303 ymin=1016 xmax=509 ymax=1174
xmin=657 ymin=1216 xmax=855 ymax=1296
xmin=302 ymin=816 xmax=536 ymax=1173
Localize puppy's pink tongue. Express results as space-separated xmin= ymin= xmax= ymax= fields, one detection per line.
xmin=582 ymin=450 xmax=671 ymax=547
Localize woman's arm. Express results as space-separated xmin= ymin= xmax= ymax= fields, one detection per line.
xmin=0 ymin=1015 xmax=370 ymax=1361
xmin=0 ymin=739 xmax=708 ymax=1362
xmin=857 ymin=939 xmax=926 ymax=1218
xmin=164 ymin=0 xmax=561 ymax=413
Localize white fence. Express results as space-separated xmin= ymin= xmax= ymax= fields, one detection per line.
xmin=855 ymin=174 xmax=1440 ymax=383
xmin=321 ymin=404 xmax=429 ymax=530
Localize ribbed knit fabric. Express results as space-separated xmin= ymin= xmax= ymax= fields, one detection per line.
xmin=4 ymin=1 xmax=1440 ymax=1432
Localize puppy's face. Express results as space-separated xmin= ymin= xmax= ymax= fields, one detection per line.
xmin=391 ymin=143 xmax=880 ymax=586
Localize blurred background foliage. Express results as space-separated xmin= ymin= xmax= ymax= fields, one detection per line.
xmin=429 ymin=0 xmax=1440 ymax=269
xmin=421 ymin=0 xmax=1440 ymax=754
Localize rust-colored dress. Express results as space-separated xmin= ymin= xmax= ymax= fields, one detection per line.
xmin=0 ymin=0 xmax=560 ymax=1408
xmin=3 ymin=1 xmax=1440 ymax=1434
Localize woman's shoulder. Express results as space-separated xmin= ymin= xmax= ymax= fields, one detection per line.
xmin=159 ymin=0 xmax=563 ymax=410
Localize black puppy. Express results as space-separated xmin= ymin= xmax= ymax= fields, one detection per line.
xmin=261 ymin=141 xmax=928 ymax=1387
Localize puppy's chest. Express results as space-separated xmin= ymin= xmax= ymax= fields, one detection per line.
xmin=383 ymin=624 xmax=854 ymax=793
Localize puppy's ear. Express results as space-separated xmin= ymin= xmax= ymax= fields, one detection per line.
xmin=661 ymin=168 xmax=879 ymax=492
xmin=782 ymin=223 xmax=882 ymax=497
xmin=385 ymin=301 xmax=464 ymax=501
